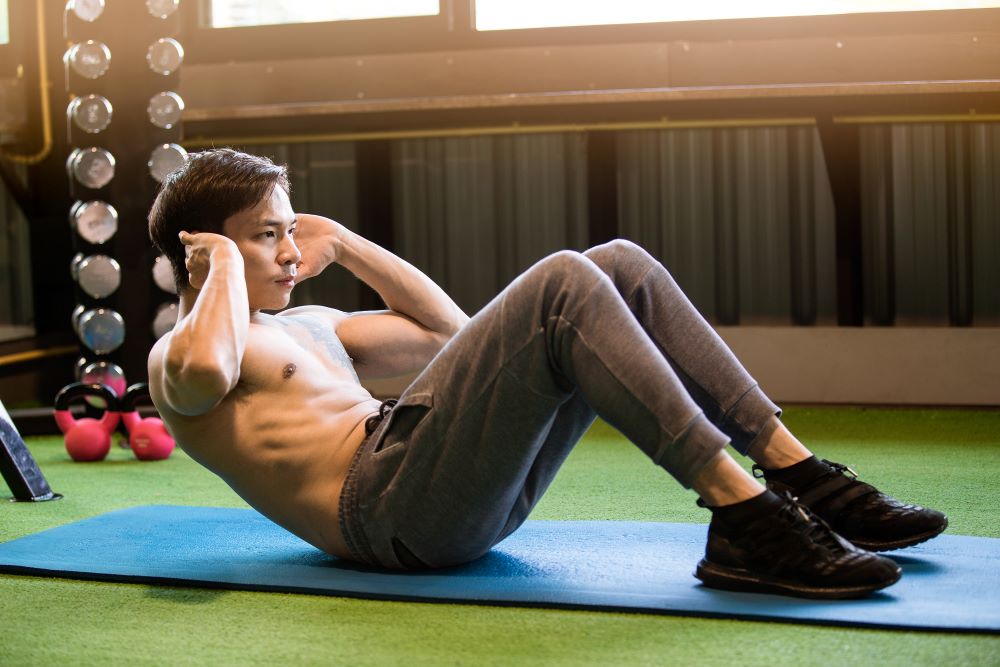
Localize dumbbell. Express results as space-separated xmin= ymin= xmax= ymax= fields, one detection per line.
xmin=68 ymin=94 xmax=113 ymax=135
xmin=148 ymin=143 xmax=187 ymax=183
xmin=148 ymin=91 xmax=184 ymax=130
xmin=146 ymin=38 xmax=184 ymax=76
xmin=53 ymin=382 xmax=121 ymax=462
xmin=75 ymin=307 xmax=125 ymax=355
xmin=121 ymin=383 xmax=175 ymax=461
xmin=66 ymin=146 xmax=115 ymax=190
xmin=71 ymin=254 xmax=121 ymax=299
xmin=70 ymin=200 xmax=118 ymax=245
xmin=78 ymin=360 xmax=127 ymax=410
xmin=65 ymin=40 xmax=111 ymax=80
xmin=146 ymin=0 xmax=180 ymax=20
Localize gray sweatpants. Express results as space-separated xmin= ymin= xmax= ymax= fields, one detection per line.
xmin=339 ymin=239 xmax=782 ymax=569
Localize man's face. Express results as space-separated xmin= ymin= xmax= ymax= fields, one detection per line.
xmin=222 ymin=186 xmax=299 ymax=312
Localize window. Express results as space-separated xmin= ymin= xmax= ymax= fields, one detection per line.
xmin=208 ymin=0 xmax=439 ymax=29
xmin=475 ymin=0 xmax=1000 ymax=31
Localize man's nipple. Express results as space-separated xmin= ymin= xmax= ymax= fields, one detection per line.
xmin=282 ymin=363 xmax=297 ymax=379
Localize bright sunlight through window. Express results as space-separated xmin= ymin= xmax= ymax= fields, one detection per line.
xmin=0 ymin=0 xmax=9 ymax=45
xmin=209 ymin=0 xmax=439 ymax=28
xmin=475 ymin=0 xmax=1000 ymax=31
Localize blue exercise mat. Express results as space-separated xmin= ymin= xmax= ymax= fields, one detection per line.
xmin=0 ymin=505 xmax=996 ymax=632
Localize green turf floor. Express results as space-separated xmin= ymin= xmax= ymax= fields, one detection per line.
xmin=1 ymin=406 xmax=999 ymax=666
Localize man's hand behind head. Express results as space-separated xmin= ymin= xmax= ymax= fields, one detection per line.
xmin=293 ymin=214 xmax=346 ymax=283
xmin=179 ymin=231 xmax=241 ymax=291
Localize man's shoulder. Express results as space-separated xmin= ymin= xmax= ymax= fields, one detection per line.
xmin=278 ymin=304 xmax=347 ymax=323
xmin=147 ymin=331 xmax=170 ymax=375
xmin=145 ymin=333 xmax=179 ymax=420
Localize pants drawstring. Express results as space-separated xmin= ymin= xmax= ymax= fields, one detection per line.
xmin=365 ymin=398 xmax=398 ymax=437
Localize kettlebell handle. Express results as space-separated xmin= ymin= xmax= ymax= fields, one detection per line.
xmin=121 ymin=382 xmax=156 ymax=431
xmin=121 ymin=382 xmax=152 ymax=411
xmin=53 ymin=382 xmax=121 ymax=434
xmin=120 ymin=382 xmax=176 ymax=461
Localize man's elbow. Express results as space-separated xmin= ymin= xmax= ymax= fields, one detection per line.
xmin=434 ymin=316 xmax=469 ymax=349
xmin=448 ymin=312 xmax=471 ymax=337
xmin=163 ymin=358 xmax=237 ymax=416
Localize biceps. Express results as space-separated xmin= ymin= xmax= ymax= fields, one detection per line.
xmin=161 ymin=363 xmax=233 ymax=416
xmin=151 ymin=340 xmax=235 ymax=416
xmin=343 ymin=312 xmax=450 ymax=379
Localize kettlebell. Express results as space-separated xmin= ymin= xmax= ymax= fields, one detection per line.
xmin=121 ymin=382 xmax=175 ymax=461
xmin=54 ymin=383 xmax=121 ymax=462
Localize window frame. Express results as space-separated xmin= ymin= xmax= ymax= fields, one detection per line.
xmin=183 ymin=0 xmax=1000 ymax=65
xmin=204 ymin=0 xmax=443 ymax=30
xmin=181 ymin=1 xmax=457 ymax=64
xmin=470 ymin=1 xmax=1000 ymax=34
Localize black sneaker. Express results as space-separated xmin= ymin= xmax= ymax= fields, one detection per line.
xmin=695 ymin=492 xmax=901 ymax=599
xmin=753 ymin=459 xmax=948 ymax=552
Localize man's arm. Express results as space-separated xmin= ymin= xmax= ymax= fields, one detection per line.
xmin=151 ymin=232 xmax=250 ymax=416
xmin=294 ymin=214 xmax=470 ymax=375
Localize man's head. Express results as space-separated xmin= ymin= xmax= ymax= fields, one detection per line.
xmin=148 ymin=148 xmax=291 ymax=295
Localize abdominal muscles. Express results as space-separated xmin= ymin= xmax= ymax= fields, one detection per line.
xmin=178 ymin=372 xmax=381 ymax=553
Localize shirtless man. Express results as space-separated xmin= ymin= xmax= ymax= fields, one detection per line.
xmin=148 ymin=149 xmax=947 ymax=599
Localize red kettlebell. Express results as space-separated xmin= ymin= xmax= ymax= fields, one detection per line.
xmin=121 ymin=382 xmax=175 ymax=461
xmin=54 ymin=383 xmax=121 ymax=462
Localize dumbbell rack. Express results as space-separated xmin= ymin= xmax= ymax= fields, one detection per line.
xmin=63 ymin=0 xmax=185 ymax=400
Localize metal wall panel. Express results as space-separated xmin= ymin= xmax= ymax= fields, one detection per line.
xmin=860 ymin=125 xmax=895 ymax=325
xmin=391 ymin=133 xmax=589 ymax=315
xmin=971 ymin=124 xmax=1000 ymax=325
xmin=893 ymin=124 xmax=951 ymax=325
xmin=617 ymin=126 xmax=838 ymax=326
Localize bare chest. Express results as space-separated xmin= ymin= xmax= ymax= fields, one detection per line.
xmin=240 ymin=314 xmax=360 ymax=388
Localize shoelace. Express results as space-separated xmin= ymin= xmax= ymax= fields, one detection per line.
xmin=773 ymin=491 xmax=846 ymax=555
xmin=755 ymin=460 xmax=881 ymax=518
xmin=822 ymin=459 xmax=859 ymax=479
xmin=751 ymin=459 xmax=859 ymax=482
xmin=816 ymin=460 xmax=894 ymax=519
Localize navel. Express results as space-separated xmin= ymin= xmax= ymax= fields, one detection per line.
xmin=282 ymin=363 xmax=297 ymax=379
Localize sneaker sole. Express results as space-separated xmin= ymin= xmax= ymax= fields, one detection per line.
xmin=694 ymin=559 xmax=901 ymax=599
xmin=849 ymin=518 xmax=949 ymax=552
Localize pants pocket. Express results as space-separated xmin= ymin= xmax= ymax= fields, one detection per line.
xmin=371 ymin=391 xmax=434 ymax=454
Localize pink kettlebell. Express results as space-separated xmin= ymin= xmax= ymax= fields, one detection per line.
xmin=54 ymin=383 xmax=121 ymax=462
xmin=122 ymin=383 xmax=175 ymax=461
